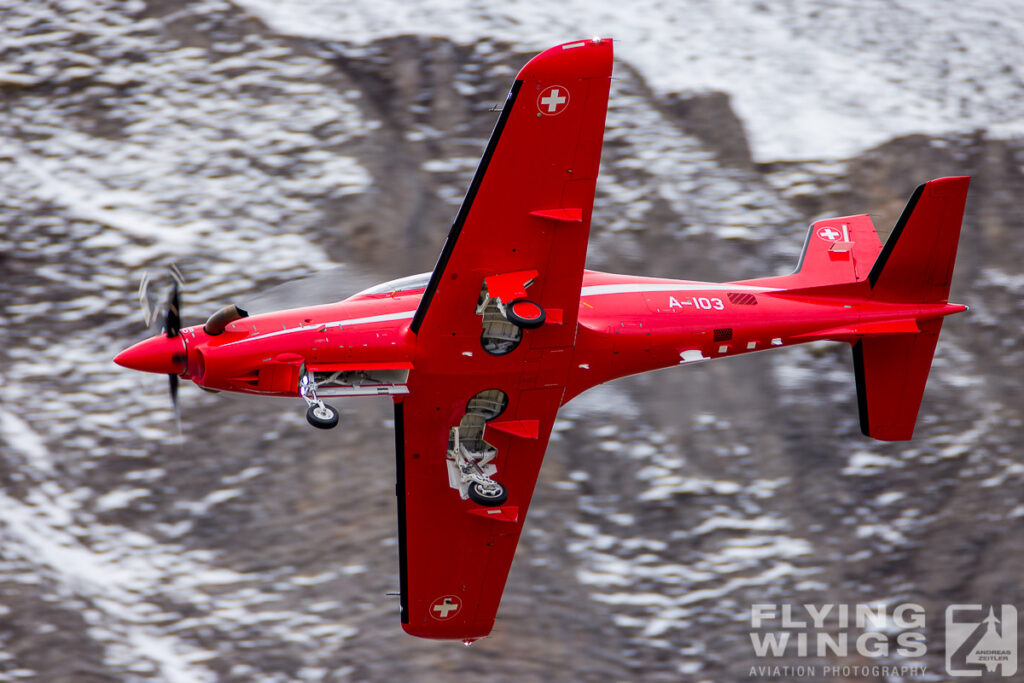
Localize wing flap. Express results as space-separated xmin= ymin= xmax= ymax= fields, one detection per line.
xmin=529 ymin=207 xmax=583 ymax=222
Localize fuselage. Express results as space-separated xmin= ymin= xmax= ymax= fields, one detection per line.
xmin=115 ymin=269 xmax=961 ymax=406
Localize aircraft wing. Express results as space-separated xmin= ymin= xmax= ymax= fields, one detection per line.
xmin=395 ymin=38 xmax=613 ymax=640
xmin=410 ymin=37 xmax=612 ymax=342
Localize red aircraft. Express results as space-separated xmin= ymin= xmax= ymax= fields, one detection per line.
xmin=115 ymin=39 xmax=970 ymax=642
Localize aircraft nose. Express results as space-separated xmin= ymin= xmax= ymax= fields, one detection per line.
xmin=114 ymin=335 xmax=187 ymax=375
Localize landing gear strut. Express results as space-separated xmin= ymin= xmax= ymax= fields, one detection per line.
xmin=446 ymin=427 xmax=508 ymax=507
xmin=300 ymin=373 xmax=339 ymax=429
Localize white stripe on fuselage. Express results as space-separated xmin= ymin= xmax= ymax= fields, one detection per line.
xmin=225 ymin=309 xmax=417 ymax=345
xmin=579 ymin=283 xmax=778 ymax=297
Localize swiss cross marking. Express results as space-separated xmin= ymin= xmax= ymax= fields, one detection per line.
xmin=430 ymin=596 xmax=461 ymax=620
xmin=538 ymin=86 xmax=569 ymax=115
xmin=817 ymin=226 xmax=842 ymax=242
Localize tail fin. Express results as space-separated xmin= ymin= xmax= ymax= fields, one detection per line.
xmin=852 ymin=177 xmax=970 ymax=441
xmin=867 ymin=176 xmax=970 ymax=303
xmin=853 ymin=318 xmax=944 ymax=441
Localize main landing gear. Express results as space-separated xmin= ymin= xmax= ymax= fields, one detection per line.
xmin=468 ymin=480 xmax=508 ymax=506
xmin=446 ymin=426 xmax=508 ymax=507
xmin=478 ymin=294 xmax=547 ymax=356
xmin=300 ymin=373 xmax=339 ymax=429
xmin=505 ymin=298 xmax=545 ymax=329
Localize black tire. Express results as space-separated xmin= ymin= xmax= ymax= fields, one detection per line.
xmin=506 ymin=298 xmax=545 ymax=329
xmin=306 ymin=403 xmax=339 ymax=429
xmin=468 ymin=481 xmax=508 ymax=507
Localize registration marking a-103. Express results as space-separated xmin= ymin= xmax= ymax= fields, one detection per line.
xmin=668 ymin=296 xmax=725 ymax=310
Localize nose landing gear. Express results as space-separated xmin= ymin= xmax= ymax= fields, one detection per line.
xmin=300 ymin=373 xmax=339 ymax=429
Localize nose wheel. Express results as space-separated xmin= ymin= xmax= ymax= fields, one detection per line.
xmin=306 ymin=403 xmax=339 ymax=429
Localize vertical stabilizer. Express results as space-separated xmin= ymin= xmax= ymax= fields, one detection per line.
xmin=867 ymin=176 xmax=970 ymax=303
xmin=851 ymin=176 xmax=970 ymax=440
xmin=853 ymin=318 xmax=944 ymax=441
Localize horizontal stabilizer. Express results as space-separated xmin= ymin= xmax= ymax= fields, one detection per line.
xmin=790 ymin=214 xmax=882 ymax=287
xmin=795 ymin=318 xmax=920 ymax=341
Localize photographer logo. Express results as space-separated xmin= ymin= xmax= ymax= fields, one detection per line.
xmin=946 ymin=605 xmax=1017 ymax=677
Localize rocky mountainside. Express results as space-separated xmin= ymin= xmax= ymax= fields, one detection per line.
xmin=1 ymin=1 xmax=1022 ymax=681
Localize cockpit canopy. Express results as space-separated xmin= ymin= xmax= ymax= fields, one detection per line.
xmin=355 ymin=272 xmax=432 ymax=297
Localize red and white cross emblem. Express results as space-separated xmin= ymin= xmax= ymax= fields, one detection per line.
xmin=430 ymin=595 xmax=462 ymax=620
xmin=538 ymin=85 xmax=569 ymax=116
xmin=816 ymin=226 xmax=842 ymax=242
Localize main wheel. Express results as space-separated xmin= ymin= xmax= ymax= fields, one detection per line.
xmin=468 ymin=480 xmax=508 ymax=507
xmin=506 ymin=298 xmax=545 ymax=329
xmin=306 ymin=403 xmax=339 ymax=429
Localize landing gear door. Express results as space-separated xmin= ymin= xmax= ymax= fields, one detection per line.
xmin=305 ymin=361 xmax=413 ymax=397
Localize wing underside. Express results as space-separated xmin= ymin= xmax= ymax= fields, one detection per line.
xmin=394 ymin=39 xmax=613 ymax=640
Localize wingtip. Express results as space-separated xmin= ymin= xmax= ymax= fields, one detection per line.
xmin=926 ymin=175 xmax=971 ymax=190
xmin=518 ymin=38 xmax=613 ymax=80
xmin=401 ymin=620 xmax=494 ymax=641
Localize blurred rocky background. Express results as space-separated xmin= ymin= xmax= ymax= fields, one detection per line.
xmin=1 ymin=1 xmax=1022 ymax=681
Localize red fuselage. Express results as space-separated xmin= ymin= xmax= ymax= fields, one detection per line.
xmin=115 ymin=269 xmax=962 ymax=406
